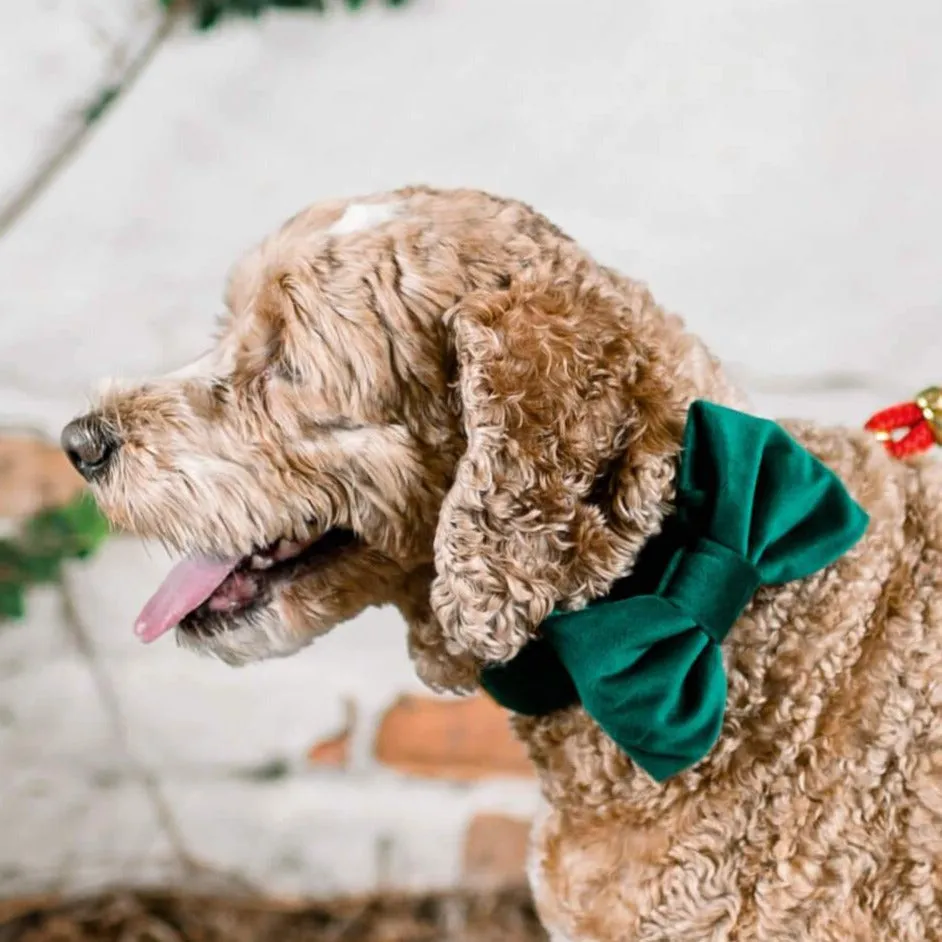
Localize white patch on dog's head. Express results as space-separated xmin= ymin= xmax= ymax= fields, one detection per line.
xmin=328 ymin=201 xmax=401 ymax=236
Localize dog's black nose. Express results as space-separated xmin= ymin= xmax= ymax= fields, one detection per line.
xmin=60 ymin=417 xmax=120 ymax=481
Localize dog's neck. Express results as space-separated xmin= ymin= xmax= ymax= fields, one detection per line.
xmin=407 ymin=320 xmax=748 ymax=695
xmin=481 ymin=400 xmax=870 ymax=784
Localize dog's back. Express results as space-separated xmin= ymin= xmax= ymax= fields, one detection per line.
xmin=525 ymin=427 xmax=942 ymax=941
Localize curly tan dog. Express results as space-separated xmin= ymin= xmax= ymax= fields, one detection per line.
xmin=63 ymin=187 xmax=942 ymax=941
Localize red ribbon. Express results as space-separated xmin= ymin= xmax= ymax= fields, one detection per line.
xmin=865 ymin=387 xmax=942 ymax=459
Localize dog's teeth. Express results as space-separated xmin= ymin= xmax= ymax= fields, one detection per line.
xmin=250 ymin=554 xmax=273 ymax=570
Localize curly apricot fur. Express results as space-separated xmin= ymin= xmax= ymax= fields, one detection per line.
xmin=77 ymin=187 xmax=941 ymax=940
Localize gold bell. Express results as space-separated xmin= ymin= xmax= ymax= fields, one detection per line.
xmin=915 ymin=387 xmax=942 ymax=445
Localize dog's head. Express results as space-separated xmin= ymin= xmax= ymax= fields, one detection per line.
xmin=63 ymin=187 xmax=699 ymax=689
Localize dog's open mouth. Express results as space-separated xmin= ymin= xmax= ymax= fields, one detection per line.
xmin=133 ymin=529 xmax=357 ymax=643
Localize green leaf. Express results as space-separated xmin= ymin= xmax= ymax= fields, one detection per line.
xmin=0 ymin=582 xmax=26 ymax=620
xmin=176 ymin=0 xmax=408 ymax=28
xmin=0 ymin=492 xmax=111 ymax=625
xmin=0 ymin=542 xmax=30 ymax=583
xmin=16 ymin=551 xmax=63 ymax=585
xmin=24 ymin=493 xmax=110 ymax=561
xmin=0 ymin=542 xmax=29 ymax=620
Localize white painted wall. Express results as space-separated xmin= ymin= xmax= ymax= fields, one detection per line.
xmin=0 ymin=0 xmax=939 ymax=898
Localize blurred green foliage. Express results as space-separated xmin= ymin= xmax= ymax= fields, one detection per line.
xmin=0 ymin=493 xmax=110 ymax=620
xmin=161 ymin=0 xmax=409 ymax=31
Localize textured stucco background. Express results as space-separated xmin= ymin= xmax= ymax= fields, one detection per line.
xmin=0 ymin=0 xmax=939 ymax=899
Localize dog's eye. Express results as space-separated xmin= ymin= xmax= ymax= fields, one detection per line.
xmin=265 ymin=335 xmax=304 ymax=384
xmin=272 ymin=357 xmax=304 ymax=384
xmin=210 ymin=380 xmax=230 ymax=404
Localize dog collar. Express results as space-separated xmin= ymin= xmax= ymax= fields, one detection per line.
xmin=480 ymin=400 xmax=870 ymax=782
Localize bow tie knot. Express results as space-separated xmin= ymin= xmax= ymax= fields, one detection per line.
xmin=660 ymin=538 xmax=761 ymax=646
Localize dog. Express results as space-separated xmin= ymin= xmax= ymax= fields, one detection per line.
xmin=62 ymin=187 xmax=942 ymax=940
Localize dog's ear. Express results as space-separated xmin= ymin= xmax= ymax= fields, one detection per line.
xmin=431 ymin=280 xmax=685 ymax=668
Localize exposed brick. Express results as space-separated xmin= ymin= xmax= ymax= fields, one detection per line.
xmin=0 ymin=435 xmax=84 ymax=520
xmin=374 ymin=694 xmax=533 ymax=781
xmin=308 ymin=729 xmax=351 ymax=768
xmin=462 ymin=813 xmax=532 ymax=885
xmin=308 ymin=701 xmax=356 ymax=769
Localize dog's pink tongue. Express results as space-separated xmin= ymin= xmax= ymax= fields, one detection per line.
xmin=134 ymin=556 xmax=238 ymax=643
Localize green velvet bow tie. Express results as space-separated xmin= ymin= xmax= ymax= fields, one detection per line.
xmin=480 ymin=400 xmax=869 ymax=782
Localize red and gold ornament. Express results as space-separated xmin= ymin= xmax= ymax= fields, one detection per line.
xmin=865 ymin=386 xmax=942 ymax=459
